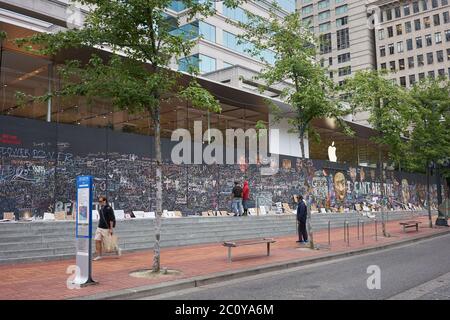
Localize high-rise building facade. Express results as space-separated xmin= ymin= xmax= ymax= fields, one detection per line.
xmin=297 ymin=0 xmax=377 ymax=124
xmin=372 ymin=0 xmax=450 ymax=87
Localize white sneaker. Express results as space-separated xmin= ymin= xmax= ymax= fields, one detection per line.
xmin=93 ymin=256 xmax=102 ymax=261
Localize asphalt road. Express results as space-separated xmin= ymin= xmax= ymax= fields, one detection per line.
xmin=141 ymin=233 xmax=450 ymax=300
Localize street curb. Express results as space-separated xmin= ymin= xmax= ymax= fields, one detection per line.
xmin=72 ymin=229 xmax=450 ymax=300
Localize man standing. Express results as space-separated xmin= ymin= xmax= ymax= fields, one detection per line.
xmin=231 ymin=181 xmax=243 ymax=216
xmin=296 ymin=195 xmax=308 ymax=244
xmin=94 ymin=196 xmax=121 ymax=260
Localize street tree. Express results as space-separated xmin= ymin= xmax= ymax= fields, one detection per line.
xmin=235 ymin=5 xmax=353 ymax=249
xmin=403 ymin=77 xmax=450 ymax=227
xmin=343 ymin=70 xmax=410 ymax=236
xmin=14 ymin=0 xmax=242 ymax=273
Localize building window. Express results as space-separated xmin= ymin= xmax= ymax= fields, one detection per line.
xmin=419 ymin=72 xmax=425 ymax=80
xmin=426 ymin=34 xmax=432 ymax=46
xmin=386 ymin=8 xmax=393 ymax=20
xmin=199 ymin=21 xmax=216 ymax=43
xmin=405 ymin=21 xmax=412 ymax=33
xmin=418 ymin=54 xmax=424 ymax=66
xmin=428 ymin=70 xmax=435 ymax=78
xmin=435 ymin=32 xmax=442 ymax=43
xmin=389 ymin=43 xmax=395 ymax=55
xmin=336 ymin=4 xmax=348 ymax=15
xmin=303 ymin=16 xmax=314 ymax=26
xmin=396 ymin=24 xmax=403 ymax=35
xmin=447 ymin=48 xmax=450 ymax=60
xmin=424 ymin=16 xmax=431 ymax=28
xmin=407 ymin=38 xmax=413 ymax=50
xmin=397 ymin=41 xmax=404 ymax=53
xmin=198 ymin=54 xmax=216 ymax=73
xmin=338 ymin=52 xmax=351 ymax=63
xmin=427 ymin=52 xmax=434 ymax=64
xmin=388 ymin=26 xmax=394 ymax=37
xmin=416 ymin=36 xmax=423 ymax=48
xmin=319 ymin=22 xmax=331 ymax=32
xmin=404 ymin=4 xmax=411 ymax=16
xmin=381 ymin=62 xmax=387 ymax=69
xmin=437 ymin=50 xmax=444 ymax=62
xmin=413 ymin=2 xmax=420 ymax=13
xmin=302 ymin=5 xmax=314 ymax=16
xmin=338 ymin=66 xmax=351 ymax=76
xmin=432 ymin=0 xmax=439 ymax=8
xmin=337 ymin=28 xmax=350 ymax=50
xmin=422 ymin=0 xmax=428 ymax=10
xmin=434 ymin=14 xmax=441 ymax=26
xmin=395 ymin=6 xmax=401 ymax=18
xmin=390 ymin=61 xmax=396 ymax=70
xmin=318 ymin=10 xmax=331 ymax=21
xmin=378 ymin=29 xmax=385 ymax=40
xmin=380 ymin=45 xmax=386 ymax=57
xmin=446 ymin=29 xmax=450 ymax=41
xmin=408 ymin=56 xmax=415 ymax=68
xmin=438 ymin=68 xmax=445 ymax=77
xmin=399 ymin=59 xmax=405 ymax=70
xmin=319 ymin=33 xmax=332 ymax=54
xmin=336 ymin=16 xmax=348 ymax=27
xmin=443 ymin=0 xmax=449 ymax=5
xmin=400 ymin=76 xmax=407 ymax=87
xmin=329 ymin=71 xmax=334 ymax=79
xmin=329 ymin=57 xmax=333 ymax=65
xmin=409 ymin=74 xmax=416 ymax=85
xmin=318 ymin=0 xmax=330 ymax=10
xmin=223 ymin=6 xmax=249 ymax=24
xmin=444 ymin=11 xmax=450 ymax=24
xmin=415 ymin=19 xmax=421 ymax=31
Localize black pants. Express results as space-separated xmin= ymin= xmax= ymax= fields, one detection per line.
xmin=298 ymin=221 xmax=308 ymax=242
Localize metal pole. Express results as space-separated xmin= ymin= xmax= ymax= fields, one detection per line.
xmin=346 ymin=222 xmax=350 ymax=246
xmin=375 ymin=218 xmax=378 ymax=241
xmin=344 ymin=220 xmax=347 ymax=242
xmin=357 ymin=219 xmax=360 ymax=240
xmin=362 ymin=221 xmax=365 ymax=244
xmin=328 ymin=220 xmax=331 ymax=246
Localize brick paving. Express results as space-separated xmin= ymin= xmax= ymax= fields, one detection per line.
xmin=0 ymin=215 xmax=447 ymax=300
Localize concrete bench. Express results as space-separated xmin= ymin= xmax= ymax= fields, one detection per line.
xmin=223 ymin=238 xmax=276 ymax=262
xmin=399 ymin=221 xmax=422 ymax=232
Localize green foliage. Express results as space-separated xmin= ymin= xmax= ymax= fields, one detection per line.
xmin=343 ymin=70 xmax=411 ymax=165
xmin=403 ymin=77 xmax=450 ymax=173
xmin=236 ymin=6 xmax=352 ymax=158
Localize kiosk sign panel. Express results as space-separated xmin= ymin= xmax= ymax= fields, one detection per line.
xmin=72 ymin=176 xmax=96 ymax=286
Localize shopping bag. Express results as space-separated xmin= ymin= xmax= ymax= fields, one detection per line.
xmin=102 ymin=233 xmax=118 ymax=253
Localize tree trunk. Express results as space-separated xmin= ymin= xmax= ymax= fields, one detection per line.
xmin=378 ymin=148 xmax=388 ymax=237
xmin=152 ymin=109 xmax=163 ymax=273
xmin=299 ymin=131 xmax=314 ymax=249
xmin=426 ymin=162 xmax=432 ymax=228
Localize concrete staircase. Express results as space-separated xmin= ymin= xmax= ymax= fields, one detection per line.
xmin=0 ymin=210 xmax=429 ymax=264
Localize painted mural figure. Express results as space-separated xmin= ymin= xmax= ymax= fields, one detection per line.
xmin=334 ymin=172 xmax=347 ymax=202
xmin=401 ymin=179 xmax=411 ymax=208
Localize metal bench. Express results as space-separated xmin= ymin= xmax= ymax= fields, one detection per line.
xmin=399 ymin=221 xmax=422 ymax=232
xmin=223 ymin=238 xmax=276 ymax=262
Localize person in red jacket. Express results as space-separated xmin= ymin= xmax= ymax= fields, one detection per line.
xmin=242 ymin=181 xmax=250 ymax=216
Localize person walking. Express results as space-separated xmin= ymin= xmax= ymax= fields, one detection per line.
xmin=231 ymin=181 xmax=243 ymax=216
xmin=93 ymin=196 xmax=121 ymax=260
xmin=242 ymin=180 xmax=250 ymax=216
xmin=296 ymin=195 xmax=308 ymax=244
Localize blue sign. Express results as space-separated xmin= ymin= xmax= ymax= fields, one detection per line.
xmin=76 ymin=176 xmax=93 ymax=239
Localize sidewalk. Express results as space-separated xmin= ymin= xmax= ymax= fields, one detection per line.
xmin=0 ymin=215 xmax=448 ymax=300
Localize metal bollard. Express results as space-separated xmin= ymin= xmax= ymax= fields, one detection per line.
xmin=375 ymin=218 xmax=378 ymax=241
xmin=328 ymin=220 xmax=331 ymax=246
xmin=346 ymin=222 xmax=350 ymax=246
xmin=362 ymin=221 xmax=365 ymax=244
xmin=344 ymin=220 xmax=347 ymax=242
xmin=357 ymin=219 xmax=360 ymax=240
